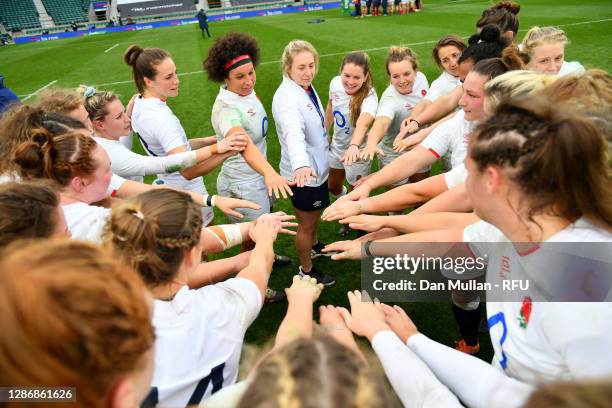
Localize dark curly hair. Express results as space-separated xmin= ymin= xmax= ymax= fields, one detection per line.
xmin=203 ymin=32 xmax=261 ymax=82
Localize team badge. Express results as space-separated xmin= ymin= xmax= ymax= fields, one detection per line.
xmin=518 ymin=296 xmax=532 ymax=329
xmin=421 ymin=89 xmax=427 ymax=97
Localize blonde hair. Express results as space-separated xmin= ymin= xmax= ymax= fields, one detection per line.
xmin=238 ymin=335 xmax=393 ymax=408
xmin=0 ymin=240 xmax=154 ymax=408
xmin=485 ymin=70 xmax=557 ymax=110
xmin=385 ymin=46 xmax=419 ymax=76
xmin=524 ymin=379 xmax=612 ymax=408
xmin=77 ymin=85 xmax=119 ymax=122
xmin=35 ymin=88 xmax=83 ymax=115
xmin=103 ymin=188 xmax=203 ymax=288
xmin=520 ymin=26 xmax=568 ymax=62
xmin=281 ymin=40 xmax=319 ymax=76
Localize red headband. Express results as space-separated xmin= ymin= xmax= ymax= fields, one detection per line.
xmin=224 ymin=54 xmax=252 ymax=72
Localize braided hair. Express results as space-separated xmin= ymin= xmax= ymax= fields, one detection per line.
xmin=103 ymin=188 xmax=203 ymax=287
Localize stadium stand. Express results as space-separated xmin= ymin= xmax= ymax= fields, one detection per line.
xmin=0 ymin=0 xmax=42 ymax=31
xmin=42 ymin=0 xmax=91 ymax=25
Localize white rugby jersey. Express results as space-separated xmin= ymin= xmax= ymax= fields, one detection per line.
xmin=131 ymin=96 xmax=207 ymax=196
xmin=559 ymin=60 xmax=585 ymax=76
xmin=212 ymin=87 xmax=268 ymax=183
xmin=144 ymin=278 xmax=262 ymax=407
xmin=272 ymin=76 xmax=329 ymax=187
xmin=425 ymin=71 xmax=460 ymax=102
xmin=62 ymin=202 xmax=110 ymax=243
xmin=420 ymin=110 xmax=476 ymax=169
xmin=107 ymin=173 xmax=125 ymax=197
xmin=464 ymin=218 xmax=612 ymax=384
xmin=375 ymin=72 xmax=428 ymax=155
xmin=328 ymin=75 xmax=378 ymax=150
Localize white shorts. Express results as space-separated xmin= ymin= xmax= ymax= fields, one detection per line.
xmin=217 ymin=176 xmax=272 ymax=223
xmin=329 ymin=144 xmax=372 ymax=186
xmin=377 ymin=147 xmax=431 ymax=187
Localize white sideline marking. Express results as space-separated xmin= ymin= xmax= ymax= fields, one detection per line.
xmin=104 ymin=43 xmax=119 ymax=53
xmin=43 ymin=16 xmax=610 ymax=90
xmin=21 ymin=79 xmax=58 ymax=101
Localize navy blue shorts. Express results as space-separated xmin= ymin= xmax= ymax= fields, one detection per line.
xmin=290 ymin=182 xmax=330 ymax=212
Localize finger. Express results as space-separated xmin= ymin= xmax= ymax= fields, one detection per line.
xmin=394 ymin=305 xmax=410 ymax=319
xmin=268 ymin=185 xmax=273 ymax=197
xmin=292 ymin=275 xmax=301 ymax=284
xmin=337 ymin=307 xmax=352 ymax=326
xmin=283 ymin=183 xmax=294 ymax=197
xmin=226 ymin=209 xmax=244 ymax=219
xmin=360 ymin=290 xmax=371 ymax=303
xmin=241 ymin=201 xmax=261 ymax=210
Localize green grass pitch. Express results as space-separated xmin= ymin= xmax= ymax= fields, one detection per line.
xmin=2 ymin=0 xmax=611 ymax=360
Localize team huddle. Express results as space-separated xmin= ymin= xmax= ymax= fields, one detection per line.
xmin=0 ymin=0 xmax=611 ymax=406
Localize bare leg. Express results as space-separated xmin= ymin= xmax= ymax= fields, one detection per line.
xmin=295 ymin=208 xmax=323 ymax=271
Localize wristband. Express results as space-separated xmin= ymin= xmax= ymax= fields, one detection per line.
xmin=364 ymin=241 xmax=374 ymax=258
xmin=211 ymin=195 xmax=217 ymax=207
xmin=409 ymin=118 xmax=421 ymax=127
xmin=203 ymin=194 xmax=213 ymax=207
xmin=210 ymin=143 xmax=219 ymax=155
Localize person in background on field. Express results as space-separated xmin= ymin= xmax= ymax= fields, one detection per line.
xmin=197 ymin=8 xmax=211 ymax=39
xmin=0 ymin=74 xmax=20 ymax=116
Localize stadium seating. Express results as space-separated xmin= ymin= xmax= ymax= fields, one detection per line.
xmin=230 ymin=0 xmax=287 ymax=5
xmin=42 ymin=0 xmax=91 ymax=25
xmin=0 ymin=0 xmax=42 ymax=31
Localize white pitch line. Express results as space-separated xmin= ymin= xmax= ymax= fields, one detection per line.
xmin=104 ymin=43 xmax=119 ymax=53
xmin=21 ymin=79 xmax=58 ymax=101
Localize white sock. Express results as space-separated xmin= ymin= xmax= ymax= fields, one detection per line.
xmin=333 ymin=185 xmax=348 ymax=199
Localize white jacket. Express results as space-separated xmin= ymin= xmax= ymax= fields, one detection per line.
xmin=272 ymin=76 xmax=329 ymax=187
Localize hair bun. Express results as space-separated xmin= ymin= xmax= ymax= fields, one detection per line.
xmin=480 ymin=24 xmax=502 ymax=43
xmin=496 ymin=0 xmax=520 ymax=15
xmin=124 ymin=45 xmax=143 ymax=66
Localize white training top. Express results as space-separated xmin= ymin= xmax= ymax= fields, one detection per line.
xmin=272 ymin=76 xmax=329 ymax=187
xmin=405 ymin=333 xmax=534 ymax=408
xmin=328 ymin=75 xmax=378 ymax=150
xmin=444 ymin=163 xmax=468 ymax=189
xmin=559 ymin=60 xmax=586 ymax=76
xmin=94 ymin=136 xmax=197 ymax=184
xmin=425 ymin=71 xmax=460 ymax=102
xmin=464 ymin=218 xmax=612 ymax=384
xmin=211 ymin=87 xmax=267 ymax=184
xmin=375 ymin=72 xmax=429 ymax=155
xmin=62 ymin=202 xmax=110 ymax=243
xmin=131 ymin=96 xmax=206 ymax=195
xmin=420 ymin=110 xmax=476 ymax=169
xmin=150 ymin=278 xmax=262 ymax=406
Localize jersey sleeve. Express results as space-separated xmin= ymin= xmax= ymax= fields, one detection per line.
xmin=201 ymin=277 xmax=263 ymax=334
xmin=108 ymin=143 xmax=198 ymax=177
xmin=371 ymin=330 xmax=463 ymax=408
xmin=275 ymin=96 xmax=310 ymax=171
xmin=216 ymin=103 xmax=245 ymax=138
xmin=444 ymin=164 xmax=468 ymax=189
xmin=106 ymin=173 xmax=126 ymax=197
xmin=360 ymin=89 xmax=379 ymax=117
xmin=462 ymin=221 xmax=504 ymax=260
xmin=407 ymin=333 xmax=534 ymax=408
xmin=420 ymin=117 xmax=454 ymax=159
xmin=156 ymin=113 xmax=189 ymax=153
xmin=375 ymin=91 xmax=397 ymax=120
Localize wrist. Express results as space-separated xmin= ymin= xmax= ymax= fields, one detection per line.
xmin=410 ymin=118 xmax=421 ymax=127
xmin=210 ymin=143 xmax=219 ymax=155
xmin=365 ymin=322 xmax=391 ymax=341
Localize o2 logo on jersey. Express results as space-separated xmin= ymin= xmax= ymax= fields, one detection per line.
xmin=404 ymin=102 xmax=414 ymax=110
xmin=333 ymin=110 xmax=351 ymax=136
xmin=331 ymin=92 xmax=341 ymax=102
xmin=261 ymin=116 xmax=268 ymax=138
